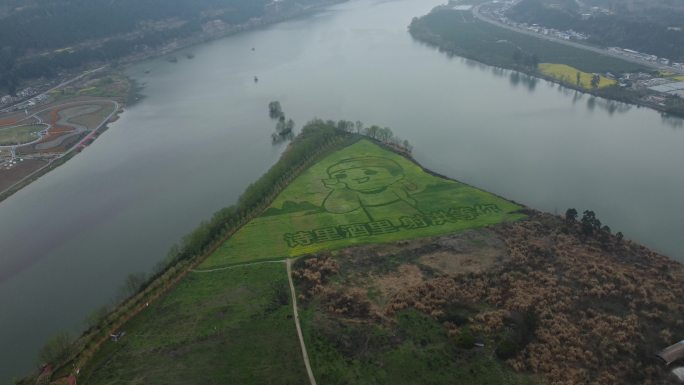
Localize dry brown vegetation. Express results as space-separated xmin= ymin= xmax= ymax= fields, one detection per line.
xmin=293 ymin=212 xmax=684 ymax=385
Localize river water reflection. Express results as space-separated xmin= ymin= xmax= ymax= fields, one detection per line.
xmin=1 ymin=0 xmax=683 ymax=380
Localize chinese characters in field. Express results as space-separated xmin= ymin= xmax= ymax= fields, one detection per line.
xmin=283 ymin=204 xmax=501 ymax=248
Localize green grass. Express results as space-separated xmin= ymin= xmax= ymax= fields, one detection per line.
xmin=412 ymin=9 xmax=642 ymax=73
xmin=301 ymin=308 xmax=536 ymax=385
xmin=200 ymin=140 xmax=524 ymax=269
xmin=0 ymin=124 xmax=45 ymax=145
xmin=80 ymin=263 xmax=308 ymax=385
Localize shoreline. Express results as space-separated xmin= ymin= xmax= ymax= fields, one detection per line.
xmin=0 ymin=100 xmax=121 ymax=204
xmin=408 ymin=8 xmax=684 ymax=119
xmin=23 ymin=123 xmax=358 ymax=384
xmin=36 ymin=130 xmax=684 ymax=384
xmin=0 ymin=0 xmax=344 ymax=205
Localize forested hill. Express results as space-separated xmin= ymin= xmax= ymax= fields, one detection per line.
xmin=0 ymin=0 xmax=328 ymax=94
xmin=0 ymin=0 xmax=268 ymax=52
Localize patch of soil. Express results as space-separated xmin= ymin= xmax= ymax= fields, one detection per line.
xmin=0 ymin=159 xmax=47 ymax=191
xmin=295 ymin=212 xmax=684 ymax=385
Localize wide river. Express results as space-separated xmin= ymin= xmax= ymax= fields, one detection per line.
xmin=2 ymin=0 xmax=683 ymax=380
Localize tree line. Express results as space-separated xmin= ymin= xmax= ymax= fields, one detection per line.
xmin=333 ymin=119 xmax=414 ymax=154
xmin=29 ymin=117 xmax=417 ymax=382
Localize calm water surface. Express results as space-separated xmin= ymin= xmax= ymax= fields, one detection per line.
xmin=2 ymin=0 xmax=683 ymax=380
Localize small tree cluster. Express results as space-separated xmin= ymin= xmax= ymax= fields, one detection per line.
xmin=565 ymin=208 xmax=619 ymax=248
xmin=268 ymin=101 xmax=295 ymax=142
xmin=38 ymin=332 xmax=73 ymax=366
xmin=334 ymin=119 xmax=413 ymax=154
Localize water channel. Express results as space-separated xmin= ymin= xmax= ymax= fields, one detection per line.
xmin=1 ymin=0 xmax=683 ymax=380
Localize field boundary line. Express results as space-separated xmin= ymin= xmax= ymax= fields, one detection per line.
xmin=287 ymin=258 xmax=317 ymax=385
xmin=190 ymin=259 xmax=284 ymax=273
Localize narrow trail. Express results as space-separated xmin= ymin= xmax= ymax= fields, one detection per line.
xmin=287 ymin=258 xmax=318 ymax=385
xmin=193 ymin=258 xmax=318 ymax=385
xmin=190 ymin=259 xmax=284 ymax=273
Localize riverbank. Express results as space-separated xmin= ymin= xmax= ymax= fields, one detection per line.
xmin=0 ymin=0 xmax=346 ymax=206
xmin=0 ymin=73 xmax=129 ymax=204
xmin=3 ymin=0 xmax=684 ymax=382
xmin=37 ymin=123 xmax=684 ymax=385
xmin=408 ymin=5 xmax=684 ymax=117
xmin=15 ymin=120 xmax=358 ymax=384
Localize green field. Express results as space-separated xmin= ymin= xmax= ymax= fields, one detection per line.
xmin=80 ymin=138 xmax=524 ymax=384
xmin=200 ymin=140 xmax=524 ymax=269
xmin=0 ymin=124 xmax=45 ymax=145
xmin=410 ymin=9 xmax=642 ymax=73
xmin=80 ymin=263 xmax=308 ymax=385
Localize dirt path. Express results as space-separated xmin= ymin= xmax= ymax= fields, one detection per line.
xmin=190 ymin=259 xmax=284 ymax=273
xmin=191 ymin=258 xmax=318 ymax=385
xmin=287 ymin=258 xmax=317 ymax=385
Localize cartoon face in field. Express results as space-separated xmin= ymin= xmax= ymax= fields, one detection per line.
xmin=325 ymin=157 xmax=404 ymax=193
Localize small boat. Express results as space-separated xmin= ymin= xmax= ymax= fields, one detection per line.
xmin=254 ymin=76 xmax=259 ymax=83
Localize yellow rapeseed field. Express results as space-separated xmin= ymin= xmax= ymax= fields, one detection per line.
xmin=539 ymin=63 xmax=616 ymax=89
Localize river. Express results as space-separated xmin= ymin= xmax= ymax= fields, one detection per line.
xmin=1 ymin=0 xmax=683 ymax=381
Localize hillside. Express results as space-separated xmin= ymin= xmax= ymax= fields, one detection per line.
xmin=27 ymin=123 xmax=684 ymax=384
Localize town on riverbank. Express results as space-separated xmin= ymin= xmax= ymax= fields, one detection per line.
xmin=409 ymin=1 xmax=684 ymax=117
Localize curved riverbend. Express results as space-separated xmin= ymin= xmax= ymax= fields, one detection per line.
xmin=1 ymin=0 xmax=683 ymax=381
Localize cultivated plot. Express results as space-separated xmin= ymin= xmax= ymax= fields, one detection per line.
xmin=201 ymin=140 xmax=524 ymax=269
xmin=539 ymin=63 xmax=616 ymax=89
